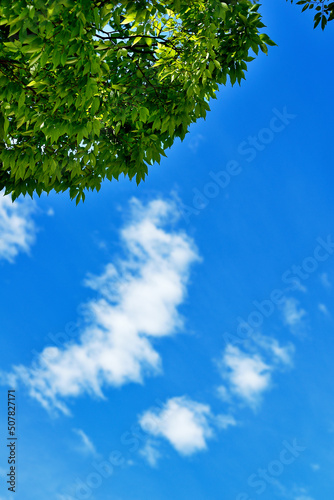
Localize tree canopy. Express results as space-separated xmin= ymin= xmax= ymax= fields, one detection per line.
xmin=0 ymin=0 xmax=275 ymax=202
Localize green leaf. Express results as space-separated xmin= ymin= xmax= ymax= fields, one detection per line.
xmin=139 ymin=107 xmax=149 ymax=123
xmin=18 ymin=91 xmax=25 ymax=109
xmin=52 ymin=50 xmax=61 ymax=68
xmin=91 ymin=96 xmax=100 ymax=115
xmin=121 ymin=14 xmax=136 ymax=24
xmin=132 ymin=37 xmax=142 ymax=46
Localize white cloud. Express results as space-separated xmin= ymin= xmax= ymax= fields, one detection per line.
xmin=219 ymin=345 xmax=272 ymax=406
xmin=72 ymin=429 xmax=98 ymax=457
xmin=6 ymin=198 xmax=199 ymax=414
xmin=139 ymin=396 xmax=213 ymax=456
xmin=281 ymin=297 xmax=307 ymax=334
xmin=0 ymin=190 xmax=36 ymax=262
xmin=217 ymin=335 xmax=294 ymax=408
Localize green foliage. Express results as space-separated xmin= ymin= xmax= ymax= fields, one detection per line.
xmin=0 ymin=0 xmax=274 ymax=202
xmin=288 ymin=0 xmax=334 ymax=29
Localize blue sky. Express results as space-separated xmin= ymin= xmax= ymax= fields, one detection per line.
xmin=1 ymin=2 xmax=334 ymax=500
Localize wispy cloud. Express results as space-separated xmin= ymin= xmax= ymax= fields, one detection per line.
xmin=0 ymin=190 xmax=36 ymax=263
xmin=250 ymin=333 xmax=295 ymax=367
xmin=139 ymin=440 xmax=161 ymax=467
xmin=215 ymin=414 xmax=237 ymax=429
xmin=72 ymin=429 xmax=98 ymax=457
xmin=293 ymin=488 xmax=315 ymax=500
xmin=139 ymin=396 xmax=214 ymax=458
xmin=280 ymin=297 xmax=307 ymax=335
xmin=187 ymin=133 xmax=205 ymax=153
xmin=46 ymin=207 xmax=55 ymax=217
xmin=320 ymin=272 xmax=331 ymax=289
xmin=318 ymin=303 xmax=330 ymax=317
xmin=5 ymin=198 xmax=199 ymax=414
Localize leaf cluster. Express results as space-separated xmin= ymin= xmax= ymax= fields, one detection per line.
xmin=288 ymin=0 xmax=334 ymax=29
